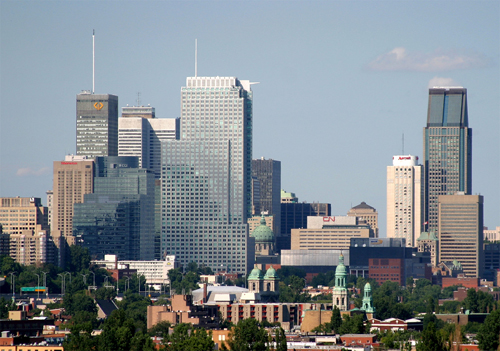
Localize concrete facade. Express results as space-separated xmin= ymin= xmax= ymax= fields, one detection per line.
xmin=386 ymin=155 xmax=423 ymax=247
xmin=438 ymin=194 xmax=483 ymax=278
xmin=348 ymin=202 xmax=379 ymax=238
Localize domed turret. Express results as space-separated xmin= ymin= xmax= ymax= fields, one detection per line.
xmin=264 ymin=265 xmax=279 ymax=280
xmin=248 ymin=266 xmax=264 ymax=281
xmin=251 ymin=214 xmax=274 ymax=243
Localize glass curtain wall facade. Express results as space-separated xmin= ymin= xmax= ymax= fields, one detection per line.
xmin=73 ymin=156 xmax=155 ymax=260
xmin=423 ymin=87 xmax=472 ymax=232
xmin=76 ymin=92 xmax=118 ymax=158
xmin=161 ymin=77 xmax=253 ymax=274
xmin=251 ymin=158 xmax=281 ymax=236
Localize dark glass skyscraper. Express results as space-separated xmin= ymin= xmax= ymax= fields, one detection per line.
xmin=76 ymin=92 xmax=118 ymax=157
xmin=423 ymin=87 xmax=472 ymax=232
xmin=73 ymin=156 xmax=155 ymax=260
xmin=161 ymin=77 xmax=254 ymax=274
xmin=252 ymin=158 xmax=281 ymax=235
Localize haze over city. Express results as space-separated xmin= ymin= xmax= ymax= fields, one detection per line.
xmin=1 ymin=1 xmax=499 ymax=235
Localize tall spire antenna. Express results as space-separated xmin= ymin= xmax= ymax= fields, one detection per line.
xmin=402 ymin=133 xmax=405 ymax=154
xmin=195 ymin=39 xmax=198 ymax=77
xmin=92 ymin=29 xmax=95 ymax=94
xmin=137 ymin=92 xmax=141 ymax=106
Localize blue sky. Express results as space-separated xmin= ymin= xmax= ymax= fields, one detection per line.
xmin=1 ymin=1 xmax=499 ymax=235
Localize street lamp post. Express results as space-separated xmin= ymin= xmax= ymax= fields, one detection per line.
xmin=90 ymin=271 xmax=96 ymax=288
xmin=65 ymin=272 xmax=72 ymax=285
xmin=58 ymin=273 xmax=65 ymax=295
xmin=9 ymin=272 xmax=15 ymax=297
xmin=81 ymin=273 xmax=88 ymax=286
xmin=42 ymin=272 xmax=48 ymax=295
xmin=125 ymin=276 xmax=130 ymax=292
xmin=35 ymin=273 xmax=40 ymax=300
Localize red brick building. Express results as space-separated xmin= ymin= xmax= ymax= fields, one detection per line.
xmin=368 ymin=258 xmax=404 ymax=285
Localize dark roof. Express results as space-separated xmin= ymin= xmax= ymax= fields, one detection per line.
xmin=352 ymin=202 xmax=375 ymax=210
xmin=96 ymin=299 xmax=118 ymax=317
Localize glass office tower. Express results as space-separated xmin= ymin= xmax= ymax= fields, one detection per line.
xmin=73 ymin=157 xmax=155 ymax=260
xmin=162 ymin=77 xmax=254 ymax=273
xmin=76 ymin=91 xmax=119 ymax=157
xmin=423 ymin=87 xmax=472 ymax=232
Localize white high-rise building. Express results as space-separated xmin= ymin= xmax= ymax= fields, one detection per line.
xmin=161 ymin=77 xmax=254 ymax=274
xmin=118 ymin=106 xmax=179 ymax=178
xmin=387 ymin=155 xmax=423 ymax=247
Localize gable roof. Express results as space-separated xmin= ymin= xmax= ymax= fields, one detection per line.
xmin=96 ymin=299 xmax=118 ymax=317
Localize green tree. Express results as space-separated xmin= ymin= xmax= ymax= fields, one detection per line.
xmin=67 ymin=245 xmax=91 ymax=273
xmin=477 ymin=309 xmax=500 ymax=351
xmin=275 ymin=327 xmax=287 ymax=351
xmin=331 ymin=306 xmax=342 ymax=333
xmin=164 ymin=323 xmax=214 ymax=351
xmin=63 ymin=320 xmax=98 ymax=351
xmin=227 ymin=318 xmax=270 ymax=351
xmin=0 ymin=297 xmax=16 ymax=319
xmin=416 ymin=322 xmax=448 ymax=351
xmin=463 ymin=288 xmax=478 ymax=312
xmin=339 ymin=314 xmax=366 ymax=335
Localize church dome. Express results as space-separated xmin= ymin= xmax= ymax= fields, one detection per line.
xmin=251 ymin=215 xmax=274 ymax=243
xmin=335 ymin=254 xmax=347 ymax=276
xmin=264 ymin=266 xmax=279 ymax=280
xmin=248 ymin=267 xmax=264 ymax=280
xmin=364 ymin=282 xmax=372 ymax=292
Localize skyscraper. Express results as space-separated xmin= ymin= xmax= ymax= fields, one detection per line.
xmin=52 ymin=156 xmax=94 ymax=242
xmin=73 ymin=156 xmax=155 ymax=260
xmin=438 ymin=193 xmax=483 ymax=278
xmin=76 ymin=91 xmax=119 ymax=158
xmin=161 ymin=77 xmax=254 ymax=273
xmin=386 ymin=155 xmax=423 ymax=247
xmin=118 ymin=105 xmax=179 ymax=178
xmin=251 ymin=158 xmax=281 ymax=235
xmin=423 ymin=87 xmax=471 ymax=232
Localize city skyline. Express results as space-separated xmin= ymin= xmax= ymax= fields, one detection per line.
xmin=1 ymin=1 xmax=498 ymax=236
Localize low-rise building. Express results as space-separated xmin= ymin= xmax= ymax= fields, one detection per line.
xmin=92 ymin=254 xmax=178 ymax=285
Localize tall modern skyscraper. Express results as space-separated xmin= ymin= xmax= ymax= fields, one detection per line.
xmin=73 ymin=156 xmax=155 ymax=260
xmin=76 ymin=91 xmax=119 ymax=157
xmin=423 ymin=87 xmax=472 ymax=232
xmin=438 ymin=193 xmax=483 ymax=278
xmin=161 ymin=77 xmax=254 ymax=273
xmin=118 ymin=105 xmax=179 ymax=178
xmin=387 ymin=155 xmax=423 ymax=247
xmin=251 ymin=158 xmax=281 ymax=235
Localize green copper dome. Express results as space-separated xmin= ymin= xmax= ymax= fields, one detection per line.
xmin=264 ymin=266 xmax=279 ymax=280
xmin=251 ymin=215 xmax=274 ymax=243
xmin=248 ymin=266 xmax=264 ymax=280
xmin=364 ymin=282 xmax=372 ymax=292
xmin=335 ymin=253 xmax=347 ymax=276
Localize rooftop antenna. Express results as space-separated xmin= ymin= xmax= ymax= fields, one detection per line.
xmin=195 ymin=39 xmax=198 ymax=77
xmin=92 ymin=29 xmax=95 ymax=94
xmin=137 ymin=92 xmax=141 ymax=106
xmin=402 ymin=133 xmax=405 ymax=155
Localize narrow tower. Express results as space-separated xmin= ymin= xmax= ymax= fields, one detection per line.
xmin=332 ymin=253 xmax=349 ymax=311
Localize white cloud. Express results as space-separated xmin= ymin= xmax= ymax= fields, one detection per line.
xmin=427 ymin=77 xmax=461 ymax=89
xmin=16 ymin=167 xmax=50 ymax=176
xmin=368 ymin=47 xmax=488 ymax=72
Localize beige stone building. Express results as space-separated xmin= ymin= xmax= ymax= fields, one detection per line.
xmin=247 ymin=214 xmax=275 ymax=237
xmin=52 ymin=155 xmax=94 ymax=247
xmin=438 ymin=193 xmax=483 ymax=278
xmin=484 ymin=226 xmax=500 ymax=242
xmin=0 ymin=197 xmax=48 ymax=235
xmin=417 ymin=231 xmax=438 ymax=266
xmin=291 ymin=216 xmax=373 ymax=250
xmin=386 ymin=155 xmax=423 ymax=247
xmin=9 ymin=224 xmax=56 ymax=266
xmin=348 ymin=202 xmax=379 ymax=238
